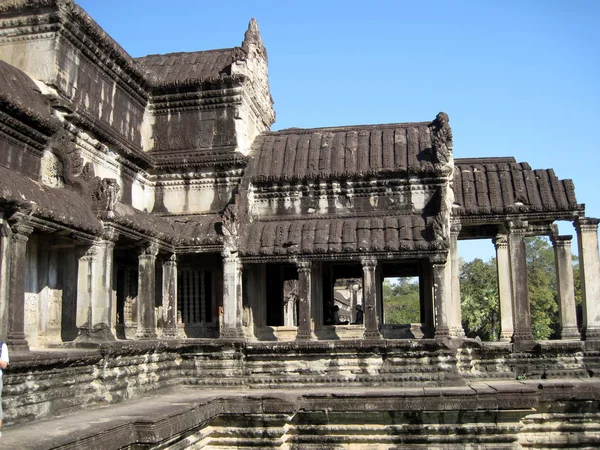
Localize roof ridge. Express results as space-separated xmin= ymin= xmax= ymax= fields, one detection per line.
xmin=271 ymin=121 xmax=431 ymax=135
xmin=135 ymin=47 xmax=240 ymax=61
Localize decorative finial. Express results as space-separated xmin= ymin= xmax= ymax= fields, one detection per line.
xmin=242 ymin=18 xmax=263 ymax=50
xmin=429 ymin=111 xmax=453 ymax=166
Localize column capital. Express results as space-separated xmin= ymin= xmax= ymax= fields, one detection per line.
xmin=493 ymin=234 xmax=508 ymax=250
xmin=576 ymin=217 xmax=600 ymax=233
xmin=77 ymin=244 xmax=97 ymax=260
xmin=10 ymin=222 xmax=33 ymax=242
xmin=164 ymin=253 xmax=177 ymax=266
xmin=361 ymin=258 xmax=377 ymax=269
xmin=507 ymin=219 xmax=528 ymax=234
xmin=430 ymin=253 xmax=447 ymax=267
xmin=297 ymin=260 xmax=312 ymax=273
xmin=222 ymin=252 xmax=239 ymax=264
xmin=101 ymin=226 xmax=119 ymax=243
xmin=552 ymin=235 xmax=573 ymax=249
xmin=138 ymin=241 xmax=159 ymax=258
xmin=450 ymin=221 xmax=462 ymax=238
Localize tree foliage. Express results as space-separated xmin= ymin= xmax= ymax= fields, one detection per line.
xmin=460 ymin=236 xmax=580 ymax=341
xmin=525 ymin=237 xmax=558 ymax=339
xmin=382 ymin=278 xmax=420 ymax=324
xmin=460 ymin=257 xmax=500 ymax=340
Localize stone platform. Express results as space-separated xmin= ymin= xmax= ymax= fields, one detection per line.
xmin=3 ymin=380 xmax=600 ymax=449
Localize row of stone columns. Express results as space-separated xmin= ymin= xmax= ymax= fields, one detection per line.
xmin=490 ymin=218 xmax=600 ymax=344
xmin=220 ymin=257 xmax=385 ymax=340
xmin=6 ymin=217 xmax=597 ymax=348
xmin=2 ymin=217 xmax=183 ymax=349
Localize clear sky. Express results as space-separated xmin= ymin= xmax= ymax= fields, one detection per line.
xmin=77 ymin=0 xmax=599 ymax=261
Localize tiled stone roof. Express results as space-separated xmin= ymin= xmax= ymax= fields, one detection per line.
xmin=0 ymin=165 xmax=102 ymax=235
xmin=240 ymin=216 xmax=439 ymax=257
xmin=454 ymin=158 xmax=580 ymax=215
xmin=171 ymin=215 xmax=222 ymax=247
xmin=249 ymin=122 xmax=437 ymax=182
xmin=135 ymin=48 xmax=244 ymax=84
xmin=113 ymin=205 xmax=221 ymax=247
xmin=0 ymin=60 xmax=59 ymax=133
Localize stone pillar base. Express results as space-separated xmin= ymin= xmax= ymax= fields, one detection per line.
xmin=513 ymin=339 xmax=536 ymax=352
xmin=500 ymin=331 xmax=513 ymax=342
xmin=7 ymin=333 xmax=29 ymax=352
xmin=76 ymin=324 xmax=116 ymax=342
xmin=296 ymin=330 xmax=313 ymax=341
xmin=136 ymin=328 xmax=157 ymax=340
xmin=560 ymin=326 xmax=580 ymax=340
xmin=162 ymin=328 xmax=178 ymax=339
xmin=449 ymin=327 xmax=465 ymax=338
xmin=513 ymin=330 xmax=534 ymax=342
xmin=434 ymin=326 xmax=450 ymax=340
xmin=221 ymin=327 xmax=244 ymax=339
xmin=582 ymin=326 xmax=600 ymax=341
xmin=363 ymin=330 xmax=382 ymax=340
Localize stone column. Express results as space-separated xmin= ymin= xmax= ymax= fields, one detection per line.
xmin=136 ymin=242 xmax=158 ymax=339
xmin=575 ymin=218 xmax=600 ymax=340
xmin=551 ymin=235 xmax=579 ymax=340
xmin=507 ymin=221 xmax=534 ymax=343
xmin=494 ymin=235 xmax=514 ymax=342
xmin=432 ymin=254 xmax=450 ymax=339
xmin=0 ymin=217 xmax=10 ymax=343
xmin=221 ymin=253 xmax=243 ymax=338
xmin=449 ymin=224 xmax=464 ymax=337
xmin=6 ymin=221 xmax=33 ymax=351
xmin=362 ymin=258 xmax=381 ymax=339
xmin=421 ymin=260 xmax=434 ymax=338
xmin=296 ymin=261 xmax=312 ymax=340
xmin=76 ymin=238 xmax=116 ymax=341
xmin=162 ymin=253 xmax=178 ymax=338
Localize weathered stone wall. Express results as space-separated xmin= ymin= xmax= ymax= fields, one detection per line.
xmin=6 ymin=379 xmax=600 ymax=449
xmin=0 ymin=3 xmax=148 ymax=153
xmin=0 ymin=133 xmax=42 ymax=178
xmin=250 ymin=179 xmax=439 ymax=219
xmin=4 ymin=340 xmax=599 ymax=428
xmin=4 ymin=342 xmax=183 ymax=425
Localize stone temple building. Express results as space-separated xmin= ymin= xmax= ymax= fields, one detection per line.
xmin=0 ymin=1 xmax=599 ymax=448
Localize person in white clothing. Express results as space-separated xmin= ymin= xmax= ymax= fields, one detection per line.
xmin=0 ymin=342 xmax=8 ymax=438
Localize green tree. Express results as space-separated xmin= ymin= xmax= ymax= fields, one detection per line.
xmin=525 ymin=237 xmax=558 ymax=339
xmin=460 ymin=257 xmax=500 ymax=340
xmin=459 ymin=236 xmax=576 ymax=341
xmin=382 ymin=278 xmax=420 ymax=324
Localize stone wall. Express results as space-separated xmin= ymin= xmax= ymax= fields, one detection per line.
xmin=6 ymin=379 xmax=600 ymax=448
xmin=4 ymin=340 xmax=599 ymax=427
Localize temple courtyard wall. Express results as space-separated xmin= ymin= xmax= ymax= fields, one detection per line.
xmin=3 ymin=339 xmax=600 ymax=448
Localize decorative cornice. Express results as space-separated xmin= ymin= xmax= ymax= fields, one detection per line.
xmin=575 ymin=217 xmax=600 ymax=234
xmin=67 ymin=112 xmax=151 ymax=169
xmin=0 ymin=110 xmax=51 ymax=151
xmin=551 ymin=235 xmax=573 ymax=249
xmin=457 ymin=210 xmax=582 ymax=225
xmin=296 ymin=260 xmax=312 ymax=272
xmin=148 ymin=88 xmax=243 ymax=114
xmin=240 ymin=250 xmax=442 ymax=264
xmin=493 ymin=234 xmax=507 ymax=250
xmin=361 ymin=258 xmax=377 ymax=268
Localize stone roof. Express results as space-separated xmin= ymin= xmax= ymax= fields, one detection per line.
xmin=454 ymin=158 xmax=580 ymax=215
xmin=171 ymin=215 xmax=222 ymax=247
xmin=0 ymin=60 xmax=59 ymax=134
xmin=248 ymin=122 xmax=437 ymax=182
xmin=135 ymin=48 xmax=245 ymax=84
xmin=112 ymin=205 xmax=222 ymax=247
xmin=240 ymin=216 xmax=440 ymax=257
xmin=0 ymin=165 xmax=102 ymax=235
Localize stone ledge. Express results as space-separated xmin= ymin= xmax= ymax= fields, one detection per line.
xmin=3 ymin=381 xmax=600 ymax=449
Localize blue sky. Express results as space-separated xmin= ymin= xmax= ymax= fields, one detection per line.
xmin=77 ymin=0 xmax=599 ymax=261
